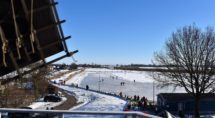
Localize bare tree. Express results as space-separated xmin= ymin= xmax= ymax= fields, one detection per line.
xmin=153 ymin=25 xmax=215 ymax=117
xmin=30 ymin=63 xmax=50 ymax=98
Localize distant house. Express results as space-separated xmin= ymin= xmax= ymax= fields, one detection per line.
xmin=52 ymin=64 xmax=68 ymax=70
xmin=157 ymin=93 xmax=215 ymax=115
xmin=69 ymin=63 xmax=78 ymax=70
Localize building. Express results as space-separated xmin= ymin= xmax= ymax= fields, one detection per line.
xmin=157 ymin=93 xmax=215 ymax=115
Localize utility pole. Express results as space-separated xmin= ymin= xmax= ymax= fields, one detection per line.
xmin=153 ymin=81 xmax=155 ymax=105
xmin=98 ymin=73 xmax=101 ymax=92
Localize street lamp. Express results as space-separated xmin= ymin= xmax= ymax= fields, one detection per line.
xmin=153 ymin=81 xmax=155 ymax=105
xmin=98 ymin=73 xmax=101 ymax=92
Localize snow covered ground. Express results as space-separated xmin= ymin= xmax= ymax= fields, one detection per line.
xmin=48 ymin=68 xmax=186 ymax=102
xmin=57 ymin=85 xmax=126 ymax=111
xmin=50 ymin=69 xmax=81 ymax=84
xmin=58 ymin=70 xmax=127 ymax=111
xmin=53 ymin=84 xmax=126 ymax=118
xmin=26 ymin=68 xmax=185 ymax=117
xmin=8 ymin=68 xmax=211 ymax=118
xmin=28 ymin=97 xmax=67 ymax=110
xmin=53 ymin=69 xmax=128 ymax=117
xmin=65 ymin=70 xmax=89 ymax=85
xmin=27 ymin=69 xmax=127 ymax=118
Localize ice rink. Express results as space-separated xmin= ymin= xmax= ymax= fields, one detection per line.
xmin=79 ymin=68 xmax=186 ymax=101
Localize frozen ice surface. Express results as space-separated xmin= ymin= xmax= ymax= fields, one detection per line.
xmin=79 ymin=68 xmax=186 ymax=101
xmin=80 ymin=73 xmax=185 ymax=101
xmin=49 ymin=68 xmax=186 ymax=118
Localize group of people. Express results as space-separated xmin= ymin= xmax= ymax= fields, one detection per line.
xmin=119 ymin=92 xmax=149 ymax=111
xmin=120 ymin=82 xmax=125 ymax=86
xmin=70 ymin=83 xmax=79 ymax=87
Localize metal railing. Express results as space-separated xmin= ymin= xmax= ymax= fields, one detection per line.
xmin=0 ymin=108 xmax=161 ymax=118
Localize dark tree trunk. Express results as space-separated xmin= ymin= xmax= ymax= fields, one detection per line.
xmin=194 ymin=95 xmax=200 ymax=118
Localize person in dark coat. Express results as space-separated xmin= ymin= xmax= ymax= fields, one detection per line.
xmin=86 ymin=85 xmax=89 ymax=90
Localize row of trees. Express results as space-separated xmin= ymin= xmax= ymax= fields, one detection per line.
xmin=52 ymin=63 xmax=103 ymax=70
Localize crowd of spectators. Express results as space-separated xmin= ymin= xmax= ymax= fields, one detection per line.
xmin=118 ymin=92 xmax=151 ymax=112
xmin=124 ymin=95 xmax=148 ymax=111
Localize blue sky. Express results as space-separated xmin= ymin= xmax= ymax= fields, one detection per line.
xmin=50 ymin=0 xmax=215 ymax=65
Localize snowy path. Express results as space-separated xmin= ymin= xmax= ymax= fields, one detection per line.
xmin=50 ymin=69 xmax=127 ymax=117
xmin=28 ymin=97 xmax=67 ymax=110
xmin=58 ymin=69 xmax=126 ymax=111
xmin=55 ymin=85 xmax=126 ymax=118
xmin=27 ymin=69 xmax=126 ymax=118
xmin=56 ymin=85 xmax=126 ymax=111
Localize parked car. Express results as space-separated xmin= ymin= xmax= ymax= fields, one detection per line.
xmin=44 ymin=95 xmax=62 ymax=102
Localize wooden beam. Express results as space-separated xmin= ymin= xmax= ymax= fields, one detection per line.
xmin=26 ymin=36 xmax=71 ymax=55
xmin=50 ymin=0 xmax=70 ymax=55
xmin=39 ymin=36 xmax=71 ymax=50
xmin=1 ymin=50 xmax=78 ymax=84
xmin=36 ymin=20 xmax=65 ymax=33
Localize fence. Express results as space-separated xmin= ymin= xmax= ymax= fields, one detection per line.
xmin=0 ymin=108 xmax=160 ymax=118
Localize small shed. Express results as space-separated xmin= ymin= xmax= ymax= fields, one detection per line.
xmin=157 ymin=93 xmax=215 ymax=115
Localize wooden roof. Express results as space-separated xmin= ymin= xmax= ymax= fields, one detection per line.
xmin=0 ymin=0 xmax=74 ymax=79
